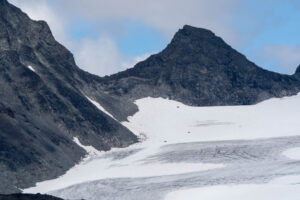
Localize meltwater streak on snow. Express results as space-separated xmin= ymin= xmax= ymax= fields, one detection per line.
xmin=164 ymin=184 xmax=300 ymax=200
xmin=85 ymin=96 xmax=117 ymax=120
xmin=49 ymin=136 xmax=300 ymax=200
xmin=282 ymin=147 xmax=300 ymax=160
xmin=165 ymin=174 xmax=300 ymax=200
xmin=27 ymin=65 xmax=36 ymax=72
xmin=23 ymin=124 xmax=223 ymax=193
xmin=23 ymin=93 xmax=300 ymax=195
xmin=23 ymin=143 xmax=223 ymax=194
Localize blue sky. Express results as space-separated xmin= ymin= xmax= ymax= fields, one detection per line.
xmin=9 ymin=0 xmax=300 ymax=76
xmin=235 ymin=0 xmax=300 ymax=73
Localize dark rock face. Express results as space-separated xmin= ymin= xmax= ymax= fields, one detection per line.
xmin=103 ymin=25 xmax=300 ymax=106
xmin=0 ymin=0 xmax=137 ymax=193
xmin=0 ymin=194 xmax=63 ymax=200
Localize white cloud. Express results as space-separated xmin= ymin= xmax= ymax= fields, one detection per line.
xmin=74 ymin=37 xmax=153 ymax=76
xmin=74 ymin=37 xmax=122 ymax=76
xmin=58 ymin=0 xmax=241 ymax=46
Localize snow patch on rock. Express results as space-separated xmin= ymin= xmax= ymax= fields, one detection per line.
xmin=27 ymin=65 xmax=36 ymax=72
xmin=85 ymin=96 xmax=116 ymax=120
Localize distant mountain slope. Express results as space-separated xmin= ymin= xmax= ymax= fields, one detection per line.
xmin=0 ymin=0 xmax=137 ymax=193
xmin=102 ymin=25 xmax=300 ymax=106
xmin=0 ymin=194 xmax=63 ymax=200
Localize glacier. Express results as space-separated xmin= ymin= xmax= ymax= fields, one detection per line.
xmin=23 ymin=93 xmax=300 ymax=200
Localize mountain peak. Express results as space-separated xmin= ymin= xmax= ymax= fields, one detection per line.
xmin=295 ymin=65 xmax=300 ymax=77
xmin=296 ymin=65 xmax=300 ymax=73
xmin=180 ymin=25 xmax=215 ymax=35
xmin=164 ymin=24 xmax=232 ymax=61
xmin=105 ymin=24 xmax=300 ymax=106
xmin=171 ymin=25 xmax=217 ymax=44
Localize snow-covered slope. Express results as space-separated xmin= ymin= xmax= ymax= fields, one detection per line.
xmin=23 ymin=94 xmax=300 ymax=199
xmin=123 ymin=93 xmax=300 ymax=145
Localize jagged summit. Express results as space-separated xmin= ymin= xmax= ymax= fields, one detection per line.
xmin=167 ymin=25 xmax=238 ymax=62
xmin=176 ymin=25 xmax=216 ymax=38
xmin=171 ymin=25 xmax=222 ymax=47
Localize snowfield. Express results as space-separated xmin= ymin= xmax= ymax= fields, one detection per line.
xmin=123 ymin=94 xmax=300 ymax=144
xmin=282 ymin=147 xmax=300 ymax=160
xmin=23 ymin=94 xmax=300 ymax=200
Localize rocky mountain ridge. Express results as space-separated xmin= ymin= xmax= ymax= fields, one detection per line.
xmin=102 ymin=25 xmax=300 ymax=106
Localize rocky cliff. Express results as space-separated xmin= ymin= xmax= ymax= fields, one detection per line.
xmin=0 ymin=0 xmax=137 ymax=193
